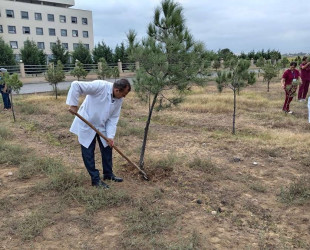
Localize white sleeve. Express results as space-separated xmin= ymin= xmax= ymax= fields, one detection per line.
xmin=106 ymin=102 xmax=122 ymax=139
xmin=66 ymin=80 xmax=103 ymax=106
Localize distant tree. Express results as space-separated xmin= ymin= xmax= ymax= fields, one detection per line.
xmin=294 ymin=56 xmax=302 ymax=65
xmin=213 ymin=60 xmax=221 ymax=71
xmin=51 ymin=38 xmax=69 ymax=65
xmin=256 ymin=56 xmax=265 ymax=68
xmin=97 ymin=58 xmax=112 ymax=79
xmin=224 ymin=57 xmax=238 ymax=71
xmin=255 ymin=56 xmax=265 ymax=78
xmin=279 ymin=57 xmax=290 ymax=69
xmin=71 ymin=60 xmax=88 ymax=81
xmin=20 ymin=39 xmax=46 ymax=73
xmin=239 ymin=52 xmax=247 ymax=59
xmin=92 ymin=41 xmax=114 ymax=63
xmin=114 ymin=42 xmax=128 ymax=63
xmin=45 ymin=60 xmax=66 ymax=99
xmin=217 ymin=48 xmax=234 ymax=61
xmin=111 ymin=67 xmax=120 ymax=82
xmin=247 ymin=50 xmax=256 ymax=60
xmin=127 ymin=0 xmax=210 ymax=169
xmin=216 ymin=59 xmax=256 ymax=134
xmin=3 ymin=72 xmax=23 ymax=121
xmin=72 ymin=42 xmax=93 ymax=64
xmin=262 ymin=62 xmax=278 ymax=92
xmin=0 ymin=38 xmax=16 ymax=65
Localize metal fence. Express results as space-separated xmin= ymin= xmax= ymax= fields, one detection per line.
xmin=0 ymin=62 xmax=137 ymax=78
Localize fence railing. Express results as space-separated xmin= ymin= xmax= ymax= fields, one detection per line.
xmin=0 ymin=61 xmax=137 ymax=78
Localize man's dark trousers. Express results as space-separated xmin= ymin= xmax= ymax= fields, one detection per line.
xmin=81 ymin=134 xmax=113 ymax=185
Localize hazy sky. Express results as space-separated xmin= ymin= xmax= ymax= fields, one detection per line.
xmin=74 ymin=0 xmax=310 ymax=54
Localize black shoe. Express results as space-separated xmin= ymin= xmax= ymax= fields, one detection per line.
xmin=92 ymin=181 xmax=110 ymax=189
xmin=103 ymin=175 xmax=123 ymax=182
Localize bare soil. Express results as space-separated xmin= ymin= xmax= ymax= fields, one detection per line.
xmin=0 ymin=77 xmax=309 ymax=249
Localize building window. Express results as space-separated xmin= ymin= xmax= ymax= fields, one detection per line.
xmin=61 ymin=29 xmax=67 ymax=37
xmin=0 ymin=25 xmax=3 ymax=33
xmin=84 ymin=44 xmax=89 ymax=50
xmin=36 ymin=27 xmax=43 ymax=35
xmin=73 ymin=43 xmax=79 ymax=49
xmin=71 ymin=16 xmax=77 ymax=24
xmin=37 ymin=42 xmax=45 ymax=49
xmin=35 ymin=12 xmax=42 ymax=20
xmin=82 ymin=31 xmax=89 ymax=38
xmin=72 ymin=30 xmax=78 ymax=37
xmin=6 ymin=10 xmax=14 ymax=18
xmin=47 ymin=14 xmax=54 ymax=22
xmin=8 ymin=26 xmax=16 ymax=34
xmin=50 ymin=42 xmax=56 ymax=49
xmin=62 ymin=43 xmax=68 ymax=50
xmin=21 ymin=11 xmax=29 ymax=19
xmin=49 ymin=28 xmax=56 ymax=36
xmin=82 ymin=18 xmax=88 ymax=25
xmin=10 ymin=41 xmax=18 ymax=49
xmin=59 ymin=15 xmax=66 ymax=23
xmin=22 ymin=26 xmax=30 ymax=34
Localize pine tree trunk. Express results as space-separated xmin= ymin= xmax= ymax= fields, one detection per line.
xmin=55 ymin=84 xmax=58 ymax=99
xmin=139 ymin=93 xmax=158 ymax=169
xmin=232 ymin=88 xmax=236 ymax=135
xmin=10 ymin=92 xmax=16 ymax=122
xmin=267 ymin=80 xmax=270 ymax=92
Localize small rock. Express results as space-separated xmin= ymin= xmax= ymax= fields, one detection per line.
xmin=6 ymin=172 xmax=13 ymax=176
xmin=202 ymin=143 xmax=206 ymax=146
xmin=211 ymin=210 xmax=217 ymax=215
xmin=233 ymin=157 xmax=241 ymax=162
xmin=196 ymin=199 xmax=202 ymax=204
xmin=221 ymin=200 xmax=228 ymax=206
xmin=253 ymin=162 xmax=258 ymax=165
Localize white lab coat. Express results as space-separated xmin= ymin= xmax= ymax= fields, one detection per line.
xmin=66 ymin=80 xmax=123 ymax=148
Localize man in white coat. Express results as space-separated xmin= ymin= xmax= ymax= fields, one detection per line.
xmin=66 ymin=78 xmax=131 ymax=188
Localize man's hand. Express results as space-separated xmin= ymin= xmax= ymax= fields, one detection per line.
xmin=106 ymin=138 xmax=114 ymax=148
xmin=68 ymin=105 xmax=78 ymax=114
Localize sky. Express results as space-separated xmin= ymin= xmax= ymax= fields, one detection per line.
xmin=74 ymin=0 xmax=310 ymax=55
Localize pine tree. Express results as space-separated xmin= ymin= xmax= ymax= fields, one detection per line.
xmin=72 ymin=42 xmax=93 ymax=64
xmin=0 ymin=38 xmax=16 ymax=65
xmin=216 ymin=59 xmax=256 ymax=134
xmin=45 ymin=60 xmax=66 ymax=99
xmin=97 ymin=58 xmax=112 ymax=79
xmin=262 ymin=62 xmax=279 ymax=92
xmin=92 ymin=41 xmax=114 ymax=63
xmin=20 ymin=39 xmax=46 ymax=74
xmin=3 ymin=72 xmax=23 ymax=121
xmin=127 ymin=0 xmax=210 ymax=169
xmin=51 ymin=38 xmax=69 ymax=65
xmin=70 ymin=61 xmax=88 ymax=81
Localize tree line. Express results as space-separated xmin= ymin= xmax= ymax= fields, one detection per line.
xmin=0 ymin=37 xmax=130 ymax=66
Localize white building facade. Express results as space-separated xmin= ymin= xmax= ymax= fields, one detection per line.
xmin=0 ymin=0 xmax=94 ymax=61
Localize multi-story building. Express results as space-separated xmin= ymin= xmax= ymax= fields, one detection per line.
xmin=0 ymin=0 xmax=94 ymax=61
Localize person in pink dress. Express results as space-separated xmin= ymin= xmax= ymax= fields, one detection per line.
xmin=298 ymin=56 xmax=310 ymax=101
xmin=281 ymin=62 xmax=301 ymax=114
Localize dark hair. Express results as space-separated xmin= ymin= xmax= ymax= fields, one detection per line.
xmin=290 ymin=62 xmax=297 ymax=67
xmin=302 ymin=56 xmax=308 ymax=61
xmin=113 ymin=78 xmax=131 ymax=92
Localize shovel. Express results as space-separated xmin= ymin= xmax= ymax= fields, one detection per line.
xmin=69 ymin=110 xmax=149 ymax=180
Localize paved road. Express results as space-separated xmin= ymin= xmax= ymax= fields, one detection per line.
xmin=16 ymin=77 xmax=134 ymax=94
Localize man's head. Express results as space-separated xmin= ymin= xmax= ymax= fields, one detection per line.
xmin=113 ymin=79 xmax=131 ymax=99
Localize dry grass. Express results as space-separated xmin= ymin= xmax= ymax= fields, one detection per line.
xmin=0 ymin=79 xmax=310 ymax=249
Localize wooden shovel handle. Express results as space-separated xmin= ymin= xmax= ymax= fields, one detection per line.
xmin=68 ymin=109 xmax=149 ymax=179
